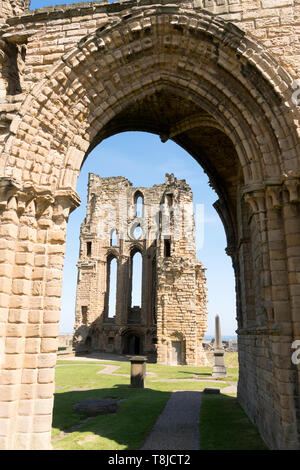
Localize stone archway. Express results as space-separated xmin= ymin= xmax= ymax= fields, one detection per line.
xmin=0 ymin=2 xmax=300 ymax=450
xmin=122 ymin=328 xmax=143 ymax=356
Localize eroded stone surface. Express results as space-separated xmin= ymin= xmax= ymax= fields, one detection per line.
xmin=73 ymin=173 xmax=208 ymax=366
xmin=72 ymin=398 xmax=120 ymax=417
xmin=0 ymin=0 xmax=299 ymax=452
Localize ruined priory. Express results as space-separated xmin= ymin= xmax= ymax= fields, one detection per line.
xmin=73 ymin=173 xmax=208 ymax=365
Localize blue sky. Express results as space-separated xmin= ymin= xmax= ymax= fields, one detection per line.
xmin=29 ymin=0 xmax=237 ymax=337
xmin=62 ymin=132 xmax=237 ymax=336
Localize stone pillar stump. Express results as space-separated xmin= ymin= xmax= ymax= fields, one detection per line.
xmin=130 ymin=356 xmax=147 ymax=388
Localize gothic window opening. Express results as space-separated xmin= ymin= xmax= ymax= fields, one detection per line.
xmin=135 ymin=192 xmax=144 ymax=218
xmin=108 ymin=257 xmax=117 ymax=318
xmin=110 ymin=229 xmax=118 ymax=246
xmin=131 ymin=251 xmax=143 ymax=308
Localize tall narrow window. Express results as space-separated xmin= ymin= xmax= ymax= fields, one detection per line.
xmin=152 ymin=256 xmax=157 ymax=323
xmin=110 ymin=229 xmax=117 ymax=246
xmin=81 ymin=306 xmax=88 ymax=324
xmin=131 ymin=252 xmax=143 ymax=308
xmin=166 ymin=193 xmax=173 ymax=207
xmin=87 ymin=241 xmax=92 ymax=256
xmin=135 ymin=193 xmax=143 ymax=218
xmin=108 ymin=258 xmax=117 ymax=318
xmin=164 ymin=239 xmax=171 ymax=258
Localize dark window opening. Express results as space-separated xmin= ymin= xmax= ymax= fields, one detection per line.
xmin=81 ymin=306 xmax=88 ymax=324
xmin=166 ymin=193 xmax=173 ymax=207
xmin=87 ymin=241 xmax=92 ymax=256
xmin=127 ymin=335 xmax=141 ymax=355
xmin=164 ymin=239 xmax=171 ymax=258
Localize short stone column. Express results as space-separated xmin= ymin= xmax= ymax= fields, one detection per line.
xmin=212 ymin=315 xmax=227 ymax=378
xmin=130 ymin=356 xmax=147 ymax=388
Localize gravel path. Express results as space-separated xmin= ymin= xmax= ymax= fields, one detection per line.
xmin=221 ymin=384 xmax=237 ymax=394
xmin=141 ymin=390 xmax=202 ymax=450
xmin=96 ymin=365 xmax=124 ymax=375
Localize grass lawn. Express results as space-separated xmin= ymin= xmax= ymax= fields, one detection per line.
xmin=53 ymin=361 xmax=226 ymax=450
xmin=53 ymin=381 xmax=172 ymax=450
xmin=52 ymin=353 xmax=267 ymax=450
xmin=199 ymin=394 xmax=268 ymax=450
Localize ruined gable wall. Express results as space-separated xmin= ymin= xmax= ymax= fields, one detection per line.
xmin=73 ymin=172 xmax=208 ymax=364
xmin=155 ymin=177 xmax=208 ymax=366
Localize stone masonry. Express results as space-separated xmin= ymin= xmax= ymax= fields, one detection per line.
xmin=73 ymin=173 xmax=207 ymax=366
xmin=0 ymin=0 xmax=300 ymax=451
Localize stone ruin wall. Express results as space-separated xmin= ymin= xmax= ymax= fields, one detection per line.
xmin=0 ymin=1 xmax=31 ymax=23
xmin=73 ymin=172 xmax=208 ymax=365
xmin=0 ymin=0 xmax=299 ymax=159
xmin=0 ymin=0 xmax=299 ymax=451
xmin=156 ymin=257 xmax=208 ymax=365
xmin=155 ymin=178 xmax=208 ymax=365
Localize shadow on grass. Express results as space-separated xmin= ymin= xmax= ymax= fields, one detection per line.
xmin=52 ymin=384 xmax=172 ymax=450
xmin=199 ymin=393 xmax=268 ymax=450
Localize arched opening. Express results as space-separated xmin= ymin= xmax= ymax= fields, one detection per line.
xmin=122 ymin=330 xmax=143 ymax=355
xmin=1 ymin=3 xmax=299 ymax=451
xmin=107 ymin=257 xmax=117 ymax=319
xmin=134 ymin=192 xmax=144 ymax=218
xmin=110 ymin=229 xmax=118 ymax=247
xmin=169 ymin=332 xmax=186 ymax=366
xmin=68 ymin=130 xmax=236 ymax=358
xmin=130 ymin=250 xmax=143 ymax=309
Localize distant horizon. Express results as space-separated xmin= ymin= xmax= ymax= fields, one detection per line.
xmin=59 ymin=331 xmax=238 ymax=338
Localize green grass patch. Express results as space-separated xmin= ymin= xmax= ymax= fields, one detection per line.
xmin=199 ymin=394 xmax=268 ymax=450
xmin=148 ymin=380 xmax=229 ymax=392
xmin=52 ymin=370 xmax=171 ymax=450
xmin=52 ymin=362 xmax=233 ymax=449
xmin=224 ymin=352 xmax=239 ymax=368
xmin=52 ymin=356 xmax=242 ymax=450
xmin=53 ymin=387 xmax=171 ymax=450
xmin=56 ymin=358 xmax=238 ymax=381
xmin=56 ymin=360 xmax=108 ymax=365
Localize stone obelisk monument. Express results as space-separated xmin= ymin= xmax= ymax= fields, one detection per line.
xmin=212 ymin=315 xmax=227 ymax=377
